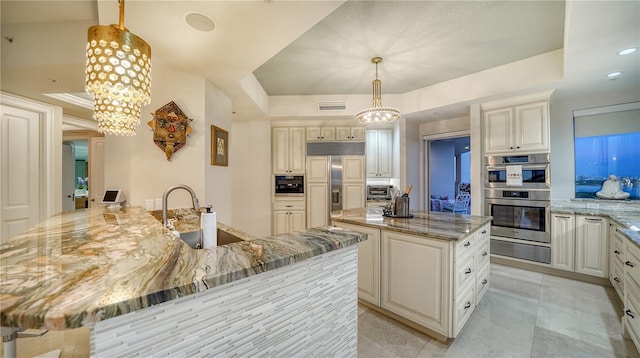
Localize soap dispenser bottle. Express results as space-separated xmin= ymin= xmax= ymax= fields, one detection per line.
xmin=200 ymin=205 xmax=217 ymax=249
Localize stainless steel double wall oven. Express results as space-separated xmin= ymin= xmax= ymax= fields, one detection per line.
xmin=485 ymin=154 xmax=551 ymax=264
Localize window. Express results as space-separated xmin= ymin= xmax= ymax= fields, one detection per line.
xmin=574 ymin=103 xmax=640 ymax=200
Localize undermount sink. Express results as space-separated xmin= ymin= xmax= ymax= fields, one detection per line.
xmin=179 ymin=228 xmax=244 ymax=249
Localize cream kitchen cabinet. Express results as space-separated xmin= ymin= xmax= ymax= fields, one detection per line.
xmin=272 ymin=198 xmax=305 ymax=235
xmin=342 ymin=156 xmax=365 ymax=210
xmin=551 ymin=213 xmax=608 ymax=278
xmin=306 ymin=126 xmax=336 ymax=141
xmin=336 ymin=126 xmax=365 ymax=141
xmin=333 ymin=222 xmax=380 ymax=306
xmin=623 ymin=238 xmax=640 ymax=350
xmin=272 ymin=127 xmax=306 ymax=174
xmin=575 ymin=215 xmax=608 ymax=278
xmin=366 ymin=129 xmax=393 ymax=177
xmin=482 ymin=97 xmax=551 ymax=155
xmin=610 ymin=224 xmax=626 ymax=301
xmin=306 ymin=156 xmax=329 ymax=228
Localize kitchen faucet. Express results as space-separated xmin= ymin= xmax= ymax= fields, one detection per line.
xmin=162 ymin=185 xmax=200 ymax=227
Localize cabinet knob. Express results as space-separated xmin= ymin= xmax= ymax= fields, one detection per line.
xmin=481 ymin=279 xmax=488 ymax=285
xmin=465 ymin=268 xmax=472 ymax=275
xmin=516 ymin=146 xmax=520 ymax=149
xmin=626 ymin=309 xmax=635 ymax=319
xmin=481 ymin=230 xmax=487 ymax=234
xmin=510 ymin=146 xmax=514 ymax=149
xmin=626 ymin=261 xmax=635 ymax=268
xmin=464 ymin=241 xmax=471 ymax=247
xmin=464 ymin=302 xmax=472 ymax=309
xmin=482 ymin=251 xmax=488 ymax=257
xmin=615 ymin=250 xmax=621 ymax=255
xmin=614 ymin=277 xmax=621 ymax=283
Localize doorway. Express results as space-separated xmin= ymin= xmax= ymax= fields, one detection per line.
xmin=426 ymin=136 xmax=471 ymax=213
xmin=62 ymin=140 xmax=89 ymax=211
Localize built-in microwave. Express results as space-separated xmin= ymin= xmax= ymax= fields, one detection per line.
xmin=275 ymin=175 xmax=304 ymax=196
xmin=485 ymin=153 xmax=550 ymax=189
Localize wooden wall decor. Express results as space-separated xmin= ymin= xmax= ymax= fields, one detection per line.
xmin=148 ymin=101 xmax=193 ymax=161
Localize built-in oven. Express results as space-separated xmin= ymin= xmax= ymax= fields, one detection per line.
xmin=485 ymin=188 xmax=551 ymax=264
xmin=486 ymin=153 xmax=550 ymax=189
xmin=275 ymin=175 xmax=304 ymax=196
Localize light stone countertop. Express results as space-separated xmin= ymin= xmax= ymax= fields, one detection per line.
xmin=0 ymin=206 xmax=365 ymax=331
xmin=331 ymin=208 xmax=492 ymax=240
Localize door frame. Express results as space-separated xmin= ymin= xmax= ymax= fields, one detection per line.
xmin=0 ymin=92 xmax=62 ymax=224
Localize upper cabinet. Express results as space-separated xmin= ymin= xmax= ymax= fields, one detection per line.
xmin=272 ymin=127 xmax=306 ymax=174
xmin=482 ymin=90 xmax=553 ymax=155
xmin=306 ymin=126 xmax=336 ymax=141
xmin=336 ymin=126 xmax=365 ymax=141
xmin=366 ymin=129 xmax=393 ymax=178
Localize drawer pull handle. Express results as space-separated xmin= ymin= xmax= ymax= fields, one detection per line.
xmin=626 ymin=261 xmax=635 ymax=268
xmin=615 ymin=250 xmax=621 ymax=255
xmin=465 ymin=268 xmax=472 ymax=275
xmin=614 ymin=277 xmax=620 ymax=283
xmin=464 ymin=241 xmax=471 ymax=247
xmin=585 ymin=218 xmax=602 ymax=222
xmin=481 ymin=230 xmax=487 ymax=234
xmin=626 ymin=310 xmax=635 ymax=319
xmin=481 ymin=279 xmax=488 ymax=285
xmin=464 ymin=302 xmax=472 ymax=309
xmin=482 ymin=251 xmax=488 ymax=257
xmin=556 ymin=215 xmax=571 ymax=219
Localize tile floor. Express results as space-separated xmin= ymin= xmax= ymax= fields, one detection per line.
xmin=3 ymin=263 xmax=639 ymax=357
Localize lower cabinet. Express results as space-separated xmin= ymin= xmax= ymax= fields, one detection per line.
xmin=333 ymin=222 xmax=380 ymax=306
xmin=624 ymin=239 xmax=640 ymax=349
xmin=272 ymin=198 xmax=305 ymax=235
xmin=333 ymin=221 xmax=490 ymax=338
xmin=551 ymin=213 xmax=608 ymax=278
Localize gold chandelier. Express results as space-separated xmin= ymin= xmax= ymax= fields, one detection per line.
xmin=355 ymin=57 xmax=400 ymax=124
xmin=85 ymin=0 xmax=151 ymax=136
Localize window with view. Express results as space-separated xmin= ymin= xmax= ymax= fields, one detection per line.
xmin=574 ymin=103 xmax=640 ymax=200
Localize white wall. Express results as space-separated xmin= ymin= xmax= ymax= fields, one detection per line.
xmin=230 ymin=120 xmax=272 ymax=237
xmin=549 ymin=89 xmax=640 ymax=200
xmin=400 ymin=119 xmax=421 ymax=209
xmin=429 ymin=141 xmax=456 ymax=200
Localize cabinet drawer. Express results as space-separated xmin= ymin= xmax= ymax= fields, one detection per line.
xmin=453 ymin=281 xmax=475 ymax=337
xmin=477 ymin=224 xmax=490 ymax=244
xmin=273 ymin=201 xmax=305 ymax=210
xmin=456 ymin=235 xmax=476 ymax=261
xmin=456 ymin=253 xmax=475 ymax=294
xmin=625 ymin=276 xmax=640 ymax=346
xmin=476 ymin=240 xmax=490 ymax=270
xmin=613 ymin=231 xmax=626 ymax=264
xmin=612 ymin=259 xmax=624 ymax=300
xmin=626 ymin=244 xmax=640 ymax=286
xmin=476 ymin=265 xmax=490 ymax=303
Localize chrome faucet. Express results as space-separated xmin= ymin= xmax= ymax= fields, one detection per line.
xmin=162 ymin=185 xmax=200 ymax=227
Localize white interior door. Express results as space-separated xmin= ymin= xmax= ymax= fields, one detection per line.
xmin=89 ymin=137 xmax=105 ymax=208
xmin=62 ymin=142 xmax=75 ymax=212
xmin=1 ymin=105 xmax=41 ymax=242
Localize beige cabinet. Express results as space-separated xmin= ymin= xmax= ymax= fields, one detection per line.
xmin=342 ymin=156 xmax=365 ymax=210
xmin=551 ymin=213 xmax=608 ymax=278
xmin=610 ymin=224 xmax=625 ymax=301
xmin=306 ymin=156 xmax=329 ymax=228
xmin=483 ymin=100 xmax=549 ymax=155
xmin=366 ymin=129 xmax=393 ymax=177
xmin=306 ymin=126 xmax=336 ymax=141
xmin=624 ymin=238 xmax=640 ymax=350
xmin=381 ymin=230 xmax=451 ymax=336
xmin=336 ymin=126 xmax=365 ymax=141
xmin=272 ymin=127 xmax=306 ymax=174
xmin=333 ymin=222 xmax=380 ymax=306
xmin=272 ymin=198 xmax=305 ymax=235
xmin=551 ymin=214 xmax=575 ymax=271
xmin=575 ymin=215 xmax=608 ymax=278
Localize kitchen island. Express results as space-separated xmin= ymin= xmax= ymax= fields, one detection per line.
xmin=0 ymin=206 xmax=366 ymax=357
xmin=331 ymin=208 xmax=492 ymax=341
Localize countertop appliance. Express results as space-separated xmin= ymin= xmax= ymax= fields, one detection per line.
xmin=367 ymin=185 xmax=393 ymax=200
xmin=485 ymin=153 xmax=550 ymax=189
xmin=275 ymin=175 xmax=304 ymax=196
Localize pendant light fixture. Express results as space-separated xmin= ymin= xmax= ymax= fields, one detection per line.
xmin=355 ymin=57 xmax=400 ymax=124
xmin=85 ymin=0 xmax=151 ymax=136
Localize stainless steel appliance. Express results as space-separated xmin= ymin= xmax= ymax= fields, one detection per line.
xmin=367 ymin=185 xmax=393 ymax=200
xmin=486 ymin=153 xmax=550 ymax=189
xmin=275 ymin=175 xmax=304 ymax=196
xmin=485 ymin=188 xmax=551 ymax=264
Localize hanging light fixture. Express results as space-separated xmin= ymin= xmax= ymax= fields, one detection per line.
xmin=85 ymin=0 xmax=151 ymax=136
xmin=355 ymin=57 xmax=400 ymax=124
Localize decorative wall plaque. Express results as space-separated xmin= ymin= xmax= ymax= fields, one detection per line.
xmin=148 ymin=101 xmax=193 ymax=161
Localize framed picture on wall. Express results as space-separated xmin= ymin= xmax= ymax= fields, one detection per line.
xmin=211 ymin=125 xmax=228 ymax=166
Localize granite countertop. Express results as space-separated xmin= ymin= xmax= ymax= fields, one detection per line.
xmin=550 ymin=202 xmax=640 ymax=246
xmin=0 ymin=207 xmax=365 ymax=331
xmin=331 ymin=208 xmax=492 ymax=241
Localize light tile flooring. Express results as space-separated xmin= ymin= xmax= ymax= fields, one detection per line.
xmin=3 ymin=263 xmax=639 ymax=357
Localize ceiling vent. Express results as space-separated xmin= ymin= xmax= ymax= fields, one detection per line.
xmin=318 ymin=101 xmax=347 ymax=112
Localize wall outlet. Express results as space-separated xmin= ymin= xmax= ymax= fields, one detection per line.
xmin=145 ymin=199 xmax=154 ymax=211
xmin=155 ymin=198 xmax=162 ymax=210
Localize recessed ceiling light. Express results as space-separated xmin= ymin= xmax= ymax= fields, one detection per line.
xmin=184 ymin=12 xmax=216 ymax=32
xmin=617 ymin=47 xmax=638 ymax=55
xmin=607 ymin=71 xmax=623 ymax=78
